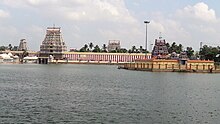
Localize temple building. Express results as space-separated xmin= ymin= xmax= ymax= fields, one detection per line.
xmin=18 ymin=39 xmax=27 ymax=51
xmin=39 ymin=27 xmax=67 ymax=63
xmin=121 ymin=35 xmax=220 ymax=73
xmin=107 ymin=40 xmax=121 ymax=51
xmin=152 ymin=36 xmax=168 ymax=58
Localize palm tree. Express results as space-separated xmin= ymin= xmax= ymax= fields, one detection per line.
xmin=89 ymin=42 xmax=94 ymax=51
xmin=80 ymin=44 xmax=89 ymax=52
xmin=0 ymin=46 xmax=6 ymax=51
xmin=93 ymin=45 xmax=101 ymax=52
xmin=84 ymin=44 xmax=89 ymax=52
xmin=186 ymin=47 xmax=194 ymax=59
xmin=84 ymin=44 xmax=88 ymax=50
xmin=131 ymin=46 xmax=136 ymax=53
xmin=139 ymin=46 xmax=143 ymax=53
xmin=8 ymin=44 xmax=12 ymax=51
xmin=178 ymin=44 xmax=183 ymax=53
xmin=102 ymin=44 xmax=107 ymax=52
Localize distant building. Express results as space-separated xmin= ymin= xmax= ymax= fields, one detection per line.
xmin=18 ymin=39 xmax=27 ymax=51
xmin=39 ymin=27 xmax=67 ymax=61
xmin=107 ymin=40 xmax=121 ymax=51
xmin=69 ymin=48 xmax=77 ymax=52
xmin=152 ymin=37 xmax=168 ymax=57
xmin=64 ymin=52 xmax=151 ymax=63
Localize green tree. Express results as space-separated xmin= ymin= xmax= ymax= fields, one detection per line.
xmin=131 ymin=46 xmax=136 ymax=53
xmin=84 ymin=44 xmax=88 ymax=51
xmin=119 ymin=48 xmax=127 ymax=53
xmin=79 ymin=44 xmax=89 ymax=52
xmin=139 ymin=46 xmax=143 ymax=53
xmin=168 ymin=42 xmax=183 ymax=54
xmin=199 ymin=45 xmax=220 ymax=61
xmin=102 ymin=44 xmax=107 ymax=52
xmin=166 ymin=42 xmax=170 ymax=50
xmin=89 ymin=42 xmax=94 ymax=51
xmin=12 ymin=46 xmax=18 ymax=51
xmin=109 ymin=50 xmax=117 ymax=53
xmin=177 ymin=44 xmax=183 ymax=53
xmin=0 ymin=46 xmax=6 ymax=51
xmin=186 ymin=47 xmax=194 ymax=59
xmin=92 ymin=45 xmax=101 ymax=52
xmin=8 ymin=44 xmax=12 ymax=50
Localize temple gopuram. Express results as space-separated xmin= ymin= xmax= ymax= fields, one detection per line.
xmin=39 ymin=27 xmax=67 ymax=64
xmin=122 ymin=36 xmax=219 ymax=73
xmin=152 ymin=36 xmax=168 ymax=58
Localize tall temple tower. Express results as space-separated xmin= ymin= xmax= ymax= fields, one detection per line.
xmin=18 ymin=39 xmax=27 ymax=51
xmin=107 ymin=40 xmax=121 ymax=52
xmin=39 ymin=27 xmax=67 ymax=62
xmin=152 ymin=36 xmax=168 ymax=58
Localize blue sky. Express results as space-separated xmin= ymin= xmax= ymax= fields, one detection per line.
xmin=0 ymin=0 xmax=220 ymax=51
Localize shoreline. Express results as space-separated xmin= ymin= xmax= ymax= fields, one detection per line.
xmin=0 ymin=61 xmax=125 ymax=65
xmin=118 ymin=66 xmax=220 ymax=73
xmin=2 ymin=61 xmax=220 ymax=73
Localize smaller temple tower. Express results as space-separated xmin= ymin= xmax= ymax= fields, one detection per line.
xmin=18 ymin=39 xmax=27 ymax=51
xmin=39 ymin=26 xmax=67 ymax=64
xmin=107 ymin=40 xmax=121 ymax=51
xmin=152 ymin=36 xmax=168 ymax=58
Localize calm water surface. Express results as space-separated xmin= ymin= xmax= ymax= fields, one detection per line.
xmin=0 ymin=64 xmax=220 ymax=123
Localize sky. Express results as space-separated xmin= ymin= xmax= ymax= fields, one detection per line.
xmin=0 ymin=0 xmax=220 ymax=51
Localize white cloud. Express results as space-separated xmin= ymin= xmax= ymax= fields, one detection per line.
xmin=177 ymin=2 xmax=217 ymax=22
xmin=150 ymin=20 xmax=165 ymax=34
xmin=147 ymin=2 xmax=220 ymax=50
xmin=175 ymin=2 xmax=220 ymax=45
xmin=2 ymin=0 xmax=58 ymax=8
xmin=3 ymin=0 xmax=136 ymax=23
xmin=1 ymin=0 xmax=141 ymax=50
xmin=54 ymin=0 xmax=137 ymax=25
xmin=0 ymin=25 xmax=19 ymax=46
xmin=2 ymin=1 xmax=219 ymax=51
xmin=147 ymin=19 xmax=191 ymax=47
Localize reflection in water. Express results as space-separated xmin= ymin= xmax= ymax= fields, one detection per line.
xmin=0 ymin=64 xmax=220 ymax=123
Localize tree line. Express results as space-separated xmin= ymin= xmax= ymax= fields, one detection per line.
xmin=200 ymin=45 xmax=220 ymax=62
xmin=76 ymin=42 xmax=185 ymax=54
xmin=166 ymin=42 xmax=220 ymax=62
xmin=73 ymin=42 xmax=149 ymax=53
xmin=75 ymin=42 xmax=220 ymax=62
xmin=1 ymin=41 xmax=220 ymax=62
xmin=0 ymin=44 xmax=18 ymax=51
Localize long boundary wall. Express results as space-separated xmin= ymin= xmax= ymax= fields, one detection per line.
xmin=64 ymin=52 xmax=152 ymax=63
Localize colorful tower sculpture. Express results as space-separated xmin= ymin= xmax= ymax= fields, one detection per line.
xmin=152 ymin=36 xmax=168 ymax=58
xmin=39 ymin=27 xmax=67 ymax=61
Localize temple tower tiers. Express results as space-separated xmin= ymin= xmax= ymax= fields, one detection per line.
xmin=107 ymin=40 xmax=121 ymax=52
xmin=152 ymin=36 xmax=168 ymax=58
xmin=39 ymin=27 xmax=67 ymax=60
xmin=18 ymin=39 xmax=27 ymax=51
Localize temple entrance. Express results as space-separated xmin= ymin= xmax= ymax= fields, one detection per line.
xmin=180 ymin=60 xmax=187 ymax=65
xmin=38 ymin=57 xmax=48 ymax=64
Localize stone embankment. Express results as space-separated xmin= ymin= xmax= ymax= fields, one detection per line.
xmin=119 ymin=59 xmax=220 ymax=73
